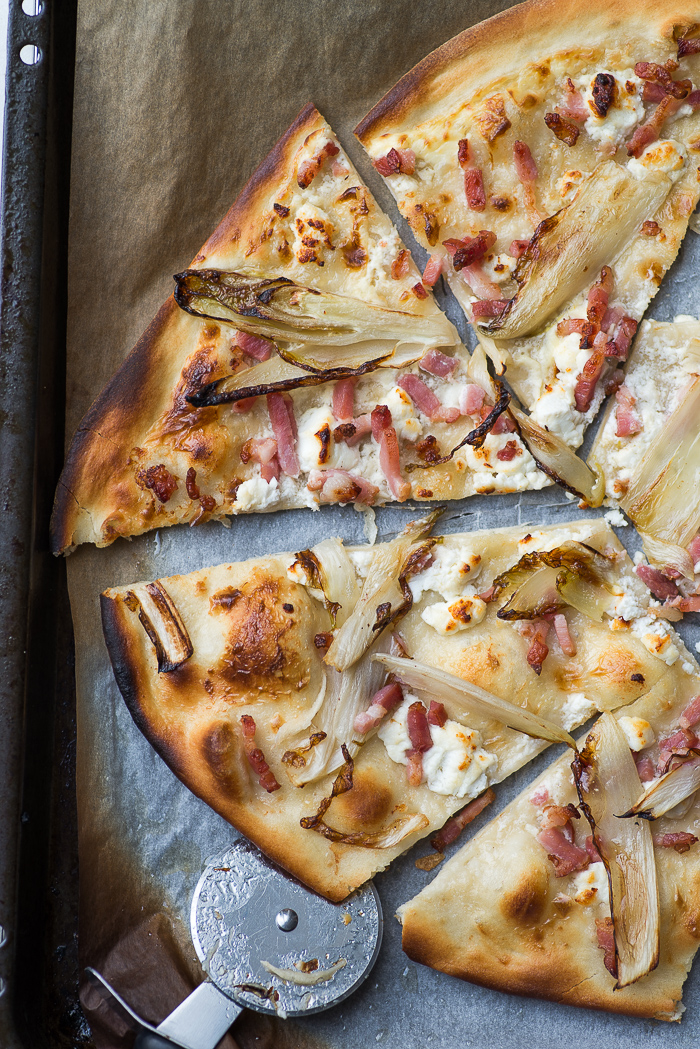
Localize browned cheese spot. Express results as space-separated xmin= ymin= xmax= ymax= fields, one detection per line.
xmin=331 ymin=768 xmax=395 ymax=830
xmin=499 ymin=867 xmax=550 ymax=925
xmin=473 ymin=95 xmax=511 ymax=142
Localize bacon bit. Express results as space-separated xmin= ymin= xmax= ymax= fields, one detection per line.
xmin=606 ymin=315 xmax=637 ymax=361
xmin=585 ymin=835 xmax=602 ymax=863
xmin=604 ymin=369 xmax=625 ymax=397
xmin=537 ymin=824 xmax=589 ymax=876
xmin=595 ymin=918 xmax=618 ymax=977
xmin=372 ymin=407 xmax=411 ymax=501
xmin=559 ymin=80 xmax=588 ymax=122
xmin=427 ymin=701 xmax=448 ymax=728
xmin=343 ymin=413 xmax=373 ymax=447
xmin=657 ymin=727 xmax=699 ymax=774
xmin=479 ymin=585 xmax=495 ymax=603
xmin=314 ymin=632 xmax=333 ymax=651
xmin=635 ymin=564 xmax=679 ymax=600
xmin=653 ymin=832 xmax=699 ymax=853
xmin=488 ymin=408 xmax=516 ymax=434
xmin=353 ymin=681 xmax=404 ymax=734
xmin=233 ymin=396 xmax=257 ymax=413
xmin=679 ymin=694 xmax=700 ymax=730
xmin=496 ymin=439 xmax=520 ymax=462
xmin=391 ymin=249 xmax=411 ymax=280
xmin=634 ymin=62 xmax=691 ymax=99
xmin=587 ymin=266 xmax=613 ymax=327
xmin=406 ymin=750 xmax=423 ymax=786
xmin=573 ymin=332 xmax=608 ymax=413
xmin=267 ymin=393 xmax=299 ymax=477
xmin=508 ymin=239 xmax=530 ymax=259
xmin=679 ymin=37 xmax=700 ymax=58
xmin=557 ymin=317 xmax=588 ymax=337
xmin=297 ymin=141 xmax=340 ymax=188
xmin=185 ymin=467 xmax=200 ymax=500
xmin=688 ymin=533 xmax=700 ymax=564
xmin=634 ymin=753 xmax=656 ymax=783
xmin=544 ymin=112 xmax=580 ymax=146
xmin=419 ymin=349 xmax=457 ymax=377
xmin=240 ymin=714 xmax=281 ymax=793
xmin=517 ymin=618 xmax=551 ymax=675
xmin=416 ymin=435 xmax=441 ymax=463
xmin=471 ymin=298 xmax=509 ymax=318
xmin=139 ymin=464 xmax=177 ymax=503
xmin=372 ymin=147 xmax=415 ymax=177
xmin=422 ymin=254 xmax=443 ymax=287
xmin=641 ymin=220 xmax=661 ymax=236
xmin=332 ymin=377 xmax=356 ymax=422
xmin=445 ymin=230 xmax=497 ymax=271
xmin=238 ymin=332 xmax=275 ymax=362
xmin=430 ymin=789 xmax=496 ymax=851
xmin=398 ymin=374 xmax=459 ymax=423
xmin=408 ymin=701 xmax=433 ymax=753
xmin=627 ymin=94 xmax=683 ymax=157
xmin=457 ymin=139 xmax=486 ymax=211
xmin=273 ymin=202 xmax=290 ymax=217
xmin=553 ymin=613 xmax=576 ymax=656
xmin=331 ymin=160 xmax=349 ymax=177
xmin=513 ymin=140 xmax=538 ymax=182
xmin=591 ymin=73 xmax=617 ymax=117
xmin=307 ymin=468 xmax=378 ymax=506
xmin=642 ymin=81 xmax=667 ymax=103
xmin=614 ymin=385 xmax=642 ymax=437
xmin=371 ymin=404 xmax=392 ymax=441
xmin=674 ymin=596 xmax=700 ymax=612
xmin=412 ymin=282 xmax=428 ymax=300
xmin=460 ymin=383 xmax=486 ymax=415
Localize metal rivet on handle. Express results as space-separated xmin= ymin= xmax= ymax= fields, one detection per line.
xmin=275 ymin=908 xmax=298 ymax=932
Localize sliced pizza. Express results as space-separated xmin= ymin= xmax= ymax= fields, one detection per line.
xmin=591 ymin=315 xmax=700 ymax=592
xmin=51 ymin=103 xmax=552 ymax=555
xmin=100 ymin=512 xmax=695 ymax=901
xmin=356 ymin=0 xmax=700 ymax=465
xmin=398 ymin=666 xmax=700 ymax=1020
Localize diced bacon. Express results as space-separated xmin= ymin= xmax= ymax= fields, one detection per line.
xmin=353 ymin=682 xmax=404 ymax=734
xmin=657 ymin=728 xmax=699 ymax=773
xmin=307 ymin=468 xmax=378 ymax=506
xmin=537 ymin=825 xmax=589 ymax=876
xmin=140 ymin=464 xmax=177 ymax=503
xmin=654 ymin=831 xmax=699 ymax=853
xmin=557 ymin=318 xmax=588 ymax=337
xmin=462 ymin=261 xmax=505 ymax=301
xmin=240 ymin=437 xmax=281 ymax=483
xmin=332 ymin=377 xmax=356 ymax=422
xmin=627 ymin=95 xmax=683 ymax=157
xmin=406 ymin=750 xmax=423 ymax=786
xmin=422 ymin=254 xmax=443 ymax=287
xmin=240 ymin=714 xmax=280 ymax=793
xmin=427 ymin=701 xmax=448 ymax=727
xmin=261 ymin=459 xmax=280 ymax=483
xmin=601 ymin=305 xmax=624 ymax=333
xmin=679 ymin=37 xmax=700 ymax=58
xmin=233 ymin=397 xmax=257 ymax=413
xmin=688 ymin=89 xmax=700 ymax=108
xmin=513 ymin=140 xmax=538 ymax=183
xmin=509 ymin=239 xmax=530 ymax=259
xmin=674 ymin=596 xmax=700 ymax=612
xmin=471 ymin=297 xmax=509 ymax=317
xmin=419 ymin=349 xmax=457 ymax=377
xmin=457 ymin=138 xmax=487 ymax=211
xmin=553 ymin=613 xmax=576 ymax=656
xmin=517 ymin=618 xmax=551 ymax=675
xmin=331 ymin=159 xmax=349 ymax=177
xmin=540 ymin=803 xmax=580 ymax=833
xmin=635 ymin=753 xmax=656 ymax=783
xmin=444 ymin=231 xmax=497 ymax=270
xmin=559 ymin=79 xmax=589 ymax=122
xmin=377 ymin=418 xmax=411 ymax=501
xmin=460 ymin=383 xmax=486 ymax=415
xmin=371 ymin=404 xmax=392 ymax=441
xmin=642 ymin=81 xmax=667 ymax=103
xmin=573 ymin=332 xmax=608 ymax=413
xmin=615 ymin=385 xmax=642 ymax=437
xmin=687 ymin=533 xmax=700 ymax=564
xmin=595 ymin=918 xmax=617 ymax=977
xmin=297 ymin=141 xmax=340 ymax=188
xmin=398 ymin=374 xmax=460 ymax=423
xmin=412 ymin=281 xmax=428 ymax=300
xmin=679 ymin=695 xmax=700 ymax=731
xmin=479 ymin=585 xmax=495 ymax=602
xmin=587 ymin=267 xmax=613 ymax=326
xmin=237 ymin=332 xmax=275 ymax=362
xmin=530 ymin=786 xmax=549 ymax=806
xmin=430 ymin=789 xmax=496 ymax=851
xmin=343 ymin=413 xmax=373 ymax=447
xmin=496 ymin=439 xmax=520 ymax=462
xmin=490 ymin=410 xmax=516 ymax=434
xmin=391 ymin=248 xmax=411 ymax=280
xmin=604 ymin=369 xmax=625 ymax=397
xmin=267 ymin=393 xmax=299 ymax=477
xmin=585 ymin=835 xmax=602 ymax=863
xmin=372 ymin=147 xmax=415 ymax=177
xmin=408 ymin=701 xmax=433 ymax=753
xmin=635 ymin=564 xmax=679 ymax=600
xmin=607 ymin=315 xmax=637 ymax=361
xmin=634 ymin=62 xmax=692 ymax=99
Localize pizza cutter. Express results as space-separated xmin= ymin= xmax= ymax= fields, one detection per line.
xmin=86 ymin=838 xmax=383 ymax=1049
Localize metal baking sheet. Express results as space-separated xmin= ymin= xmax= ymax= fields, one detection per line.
xmin=64 ymin=2 xmax=700 ymax=1046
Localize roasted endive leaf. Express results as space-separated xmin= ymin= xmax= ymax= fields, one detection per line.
xmin=573 ymin=712 xmax=660 ymax=988
xmin=621 ymin=754 xmax=700 ymax=821
xmin=478 ymin=162 xmax=672 ymax=339
xmin=188 ymin=356 xmax=365 ymax=407
xmin=123 ymin=582 xmax=193 ymax=672
xmin=510 ymin=405 xmax=604 ymax=505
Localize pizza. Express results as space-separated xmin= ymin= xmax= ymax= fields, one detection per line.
xmin=355 ymin=0 xmax=700 ymax=480
xmin=50 ymin=104 xmax=554 ymax=556
xmin=590 ymin=316 xmax=700 ymax=591
xmin=99 ymin=512 xmax=696 ymax=901
xmin=398 ymin=665 xmax=700 ymax=1020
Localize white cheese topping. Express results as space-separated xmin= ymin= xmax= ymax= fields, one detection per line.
xmin=561 ymin=692 xmax=597 ymax=731
xmin=234 ymin=476 xmax=280 ymax=511
xmin=628 ymin=139 xmax=687 ymax=182
xmin=378 ymin=695 xmax=497 ymax=797
xmin=383 ymin=386 xmax=423 ymax=441
xmin=296 ymin=406 xmax=360 ymax=473
xmin=604 ymin=509 xmax=627 ymax=528
xmin=420 ymin=593 xmax=487 ymax=635
xmin=617 ymin=715 xmax=655 ymax=752
xmin=611 ymin=589 xmax=646 ymax=622
xmin=577 ymin=69 xmax=644 ymax=149
xmin=408 ymin=543 xmax=483 ymax=602
xmin=572 ymin=862 xmax=610 ymax=907
xmin=630 ymin=614 xmax=680 ymax=666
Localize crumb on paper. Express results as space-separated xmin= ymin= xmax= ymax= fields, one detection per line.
xmin=604 ymin=509 xmax=627 ymax=527
xmin=356 ymin=504 xmax=377 ymax=544
xmin=342 ymin=911 xmax=352 ymax=925
xmin=415 ymin=852 xmax=444 ymax=872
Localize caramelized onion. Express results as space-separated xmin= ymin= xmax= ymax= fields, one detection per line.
xmin=123 ymin=582 xmax=193 ymax=672
xmin=373 ymin=654 xmax=576 ymax=749
xmin=573 ymin=712 xmax=660 ymax=988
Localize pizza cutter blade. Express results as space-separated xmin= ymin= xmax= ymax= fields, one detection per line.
xmin=86 ymin=837 xmax=383 ymax=1049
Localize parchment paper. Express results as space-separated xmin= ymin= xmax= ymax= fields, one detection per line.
xmin=66 ymin=2 xmax=700 ymax=1046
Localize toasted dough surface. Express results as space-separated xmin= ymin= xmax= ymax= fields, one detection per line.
xmin=399 ymin=669 xmax=700 ymax=1020
xmin=101 ymin=517 xmax=695 ymax=900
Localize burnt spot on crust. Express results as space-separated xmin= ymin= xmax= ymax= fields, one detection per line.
xmin=211 ymin=587 xmax=243 ymax=612
xmin=591 ymin=73 xmax=617 ymax=118
xmin=591 ymin=647 xmax=647 ymax=688
xmin=331 ymin=769 xmax=394 ymax=830
xmin=499 ymin=867 xmax=550 ymax=925
xmin=200 ymin=720 xmax=243 ymax=797
xmin=473 ymin=95 xmax=511 ymax=142
xmin=490 ymin=196 xmax=511 ymax=212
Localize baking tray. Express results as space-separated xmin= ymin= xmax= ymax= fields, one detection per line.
xmin=0 ymin=0 xmax=90 ymax=1045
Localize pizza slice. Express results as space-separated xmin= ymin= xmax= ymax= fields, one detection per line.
xmin=590 ymin=316 xmax=700 ymax=594
xmin=398 ymin=665 xmax=700 ymax=1020
xmin=50 ymin=104 xmax=551 ymax=556
xmin=99 ymin=512 xmax=695 ymax=901
xmin=355 ymin=0 xmax=700 ymax=470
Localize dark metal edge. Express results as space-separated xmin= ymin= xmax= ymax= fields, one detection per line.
xmin=0 ymin=0 xmax=87 ymax=1045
